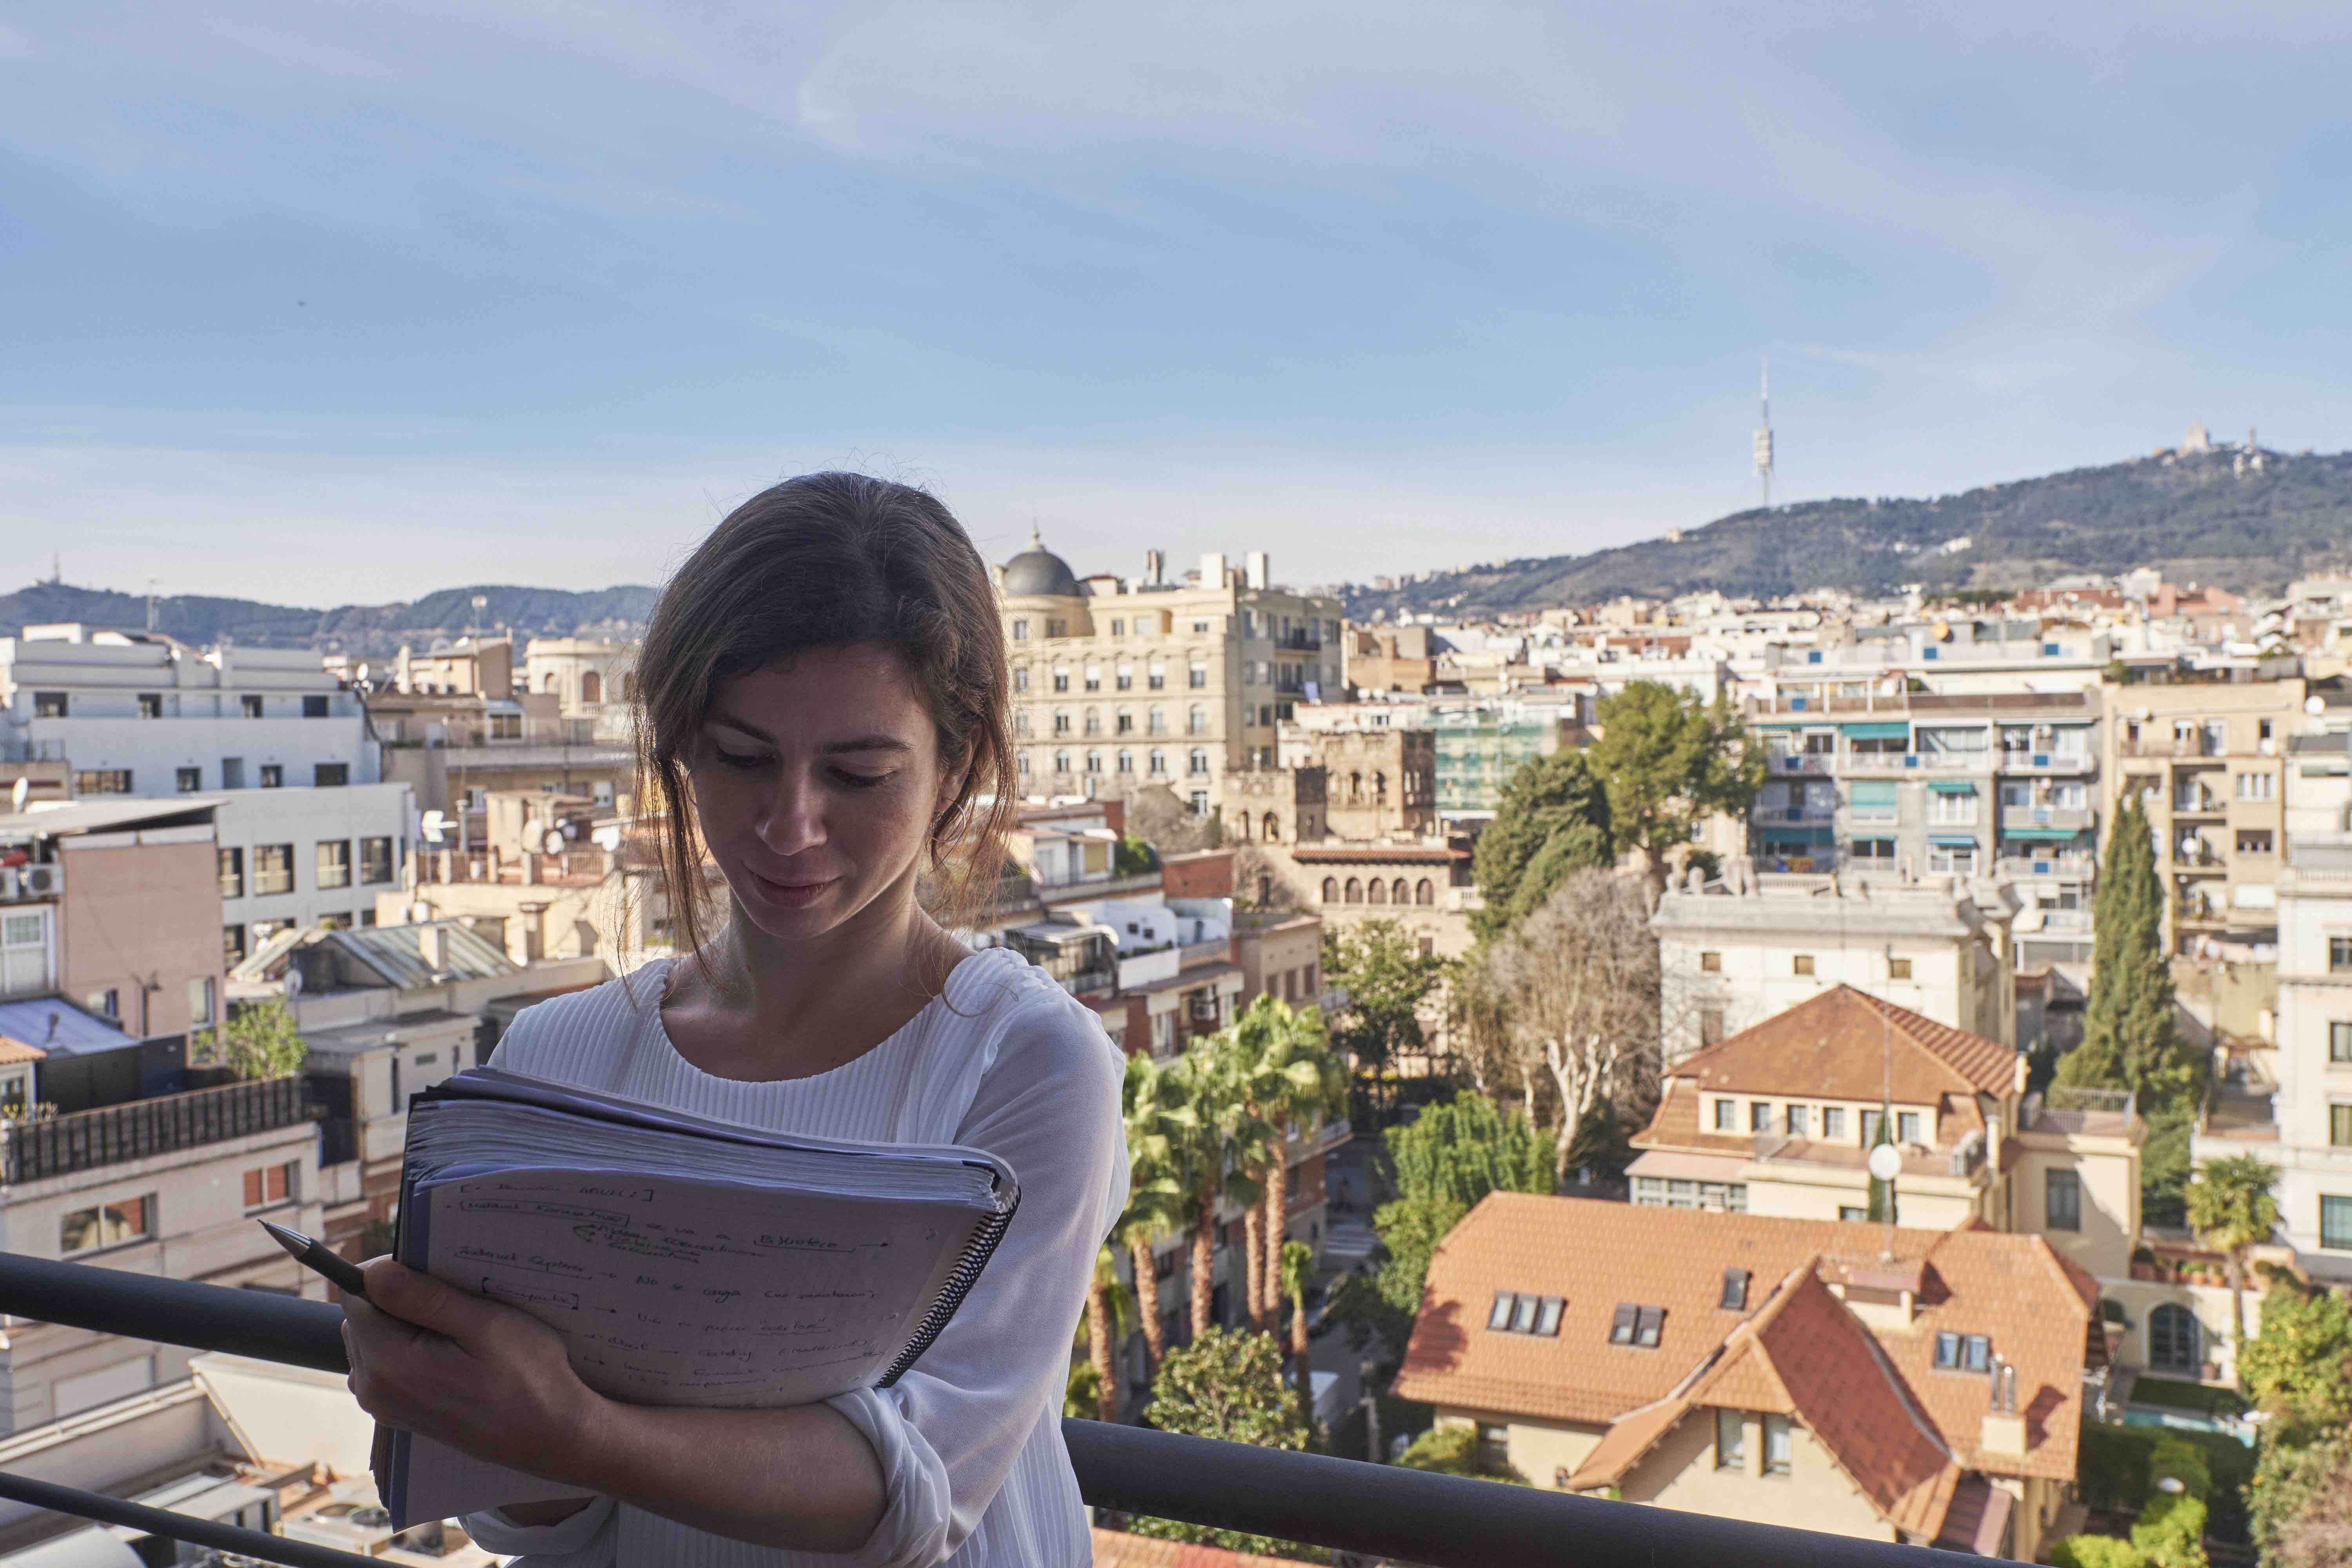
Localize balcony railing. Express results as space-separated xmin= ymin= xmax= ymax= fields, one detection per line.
xmin=1751 ymin=806 xmax=1835 ymax=826
xmin=1998 ymin=804 xmax=2094 ymax=832
xmin=0 ymin=1254 xmax=1980 ymax=1568
xmin=1998 ymin=750 xmax=2093 ymax=773
xmin=1995 ymin=854 xmax=2093 ymax=880
xmin=2 ymin=1076 xmax=313 ymax=1185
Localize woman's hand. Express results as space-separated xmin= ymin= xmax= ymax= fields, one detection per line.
xmin=342 ymin=1256 xmax=610 ymax=1486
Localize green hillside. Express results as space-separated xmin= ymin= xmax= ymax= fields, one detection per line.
xmin=0 ymin=581 xmax=659 ymax=655
xmin=1344 ymin=443 xmax=2352 ymax=619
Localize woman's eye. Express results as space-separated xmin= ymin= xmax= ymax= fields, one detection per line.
xmin=715 ymin=748 xmax=769 ymax=770
xmin=833 ymin=769 xmax=893 ymax=789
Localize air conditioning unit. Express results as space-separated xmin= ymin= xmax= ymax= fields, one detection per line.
xmin=18 ymin=863 xmax=59 ymax=897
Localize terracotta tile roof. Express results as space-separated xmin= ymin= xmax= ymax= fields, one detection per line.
xmin=1667 ymin=985 xmax=2017 ymax=1102
xmin=1396 ymin=1193 xmax=2093 ymax=1500
xmin=0 ymin=1037 xmax=47 ymax=1065
xmin=1089 ymin=1528 xmax=1310 ymax=1567
xmin=1632 ymin=1078 xmax=1988 ymax=1172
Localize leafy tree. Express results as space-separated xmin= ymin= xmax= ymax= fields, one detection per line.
xmin=191 ymin=999 xmax=307 ymax=1080
xmin=2130 ymin=1493 xmax=2210 ymax=1568
xmin=2249 ymin=1426 xmax=2352 ymax=1568
xmin=1126 ymin=1327 xmax=1328 ymax=1563
xmin=2182 ymin=1155 xmax=2280 ymax=1377
xmin=1586 ymin=682 xmax=1762 ymax=886
xmin=1320 ymin=919 xmax=1445 ymax=1073
xmin=1113 ymin=833 xmax=1159 ymax=876
xmin=2238 ymin=1278 xmax=2352 ymax=1443
xmin=1396 ymin=1424 xmax=1529 ymax=1484
xmin=2048 ymin=1536 xmax=2146 ymax=1568
xmin=1470 ymin=751 xmax=1613 ymax=941
xmin=1373 ymin=1091 xmax=1551 ymax=1312
xmin=2061 ymin=796 xmax=2205 ymax=1221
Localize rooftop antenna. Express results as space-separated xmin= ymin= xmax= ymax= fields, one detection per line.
xmin=50 ymin=551 xmax=62 ymax=586
xmin=1753 ymin=356 xmax=1775 ymax=510
xmin=146 ymin=578 xmax=158 ymax=633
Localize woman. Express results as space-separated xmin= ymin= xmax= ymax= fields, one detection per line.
xmin=342 ymin=473 xmax=1129 ymax=1567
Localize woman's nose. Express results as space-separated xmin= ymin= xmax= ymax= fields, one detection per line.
xmin=754 ymin=772 xmax=826 ymax=853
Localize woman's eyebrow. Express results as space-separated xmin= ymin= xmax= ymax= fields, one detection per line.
xmin=702 ymin=716 xmax=912 ymax=755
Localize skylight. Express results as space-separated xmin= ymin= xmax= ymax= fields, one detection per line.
xmin=1720 ymin=1268 xmax=1750 ymax=1311
xmin=1609 ymin=1303 xmax=1666 ymax=1348
xmin=1488 ymin=1290 xmax=1563 ymax=1336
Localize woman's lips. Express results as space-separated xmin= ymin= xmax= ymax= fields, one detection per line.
xmin=748 ymin=868 xmax=840 ymax=907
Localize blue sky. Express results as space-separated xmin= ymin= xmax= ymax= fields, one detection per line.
xmin=4 ymin=2 xmax=2350 ymax=604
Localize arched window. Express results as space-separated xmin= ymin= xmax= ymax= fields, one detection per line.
xmin=1188 ymin=706 xmax=1207 ymax=736
xmin=2148 ymin=1304 xmax=2200 ymax=1373
xmin=1349 ymin=771 xmax=1363 ymax=800
xmin=1392 ymin=877 xmax=1409 ymax=905
xmin=1234 ymin=813 xmax=1251 ymax=841
xmin=1344 ymin=878 xmax=1362 ymax=904
xmin=1373 ymin=771 xmax=1387 ymax=802
xmin=1368 ymin=879 xmax=1387 ymax=905
xmin=581 ymin=671 xmax=602 ymax=704
xmin=1416 ymin=878 xmax=1434 ymax=906
xmin=1148 ymin=706 xmax=1167 ymax=735
xmin=1085 ymin=750 xmax=1102 ymax=774
xmin=1116 ymin=749 xmax=1133 ymax=774
xmin=541 ymin=671 xmax=559 ymax=692
xmin=1261 ymin=812 xmax=1279 ymax=843
xmin=1149 ymin=749 xmax=1167 ymax=776
xmin=1084 ymin=708 xmax=1102 ymax=737
xmin=1321 ymin=877 xmax=1339 ymax=904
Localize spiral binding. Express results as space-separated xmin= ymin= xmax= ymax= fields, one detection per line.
xmin=878 ymin=1195 xmax=1021 ymax=1388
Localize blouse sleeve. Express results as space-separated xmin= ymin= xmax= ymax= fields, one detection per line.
xmin=828 ymin=989 xmax=1128 ymax=1568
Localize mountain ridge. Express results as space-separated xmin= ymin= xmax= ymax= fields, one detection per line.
xmin=0 ymin=582 xmax=660 ymax=657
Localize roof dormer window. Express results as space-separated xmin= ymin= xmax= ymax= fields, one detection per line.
xmin=1487 ymin=1290 xmax=1563 ymax=1336
xmin=1610 ymin=1303 xmax=1665 ymax=1348
xmin=1720 ymin=1269 xmax=1750 ymax=1311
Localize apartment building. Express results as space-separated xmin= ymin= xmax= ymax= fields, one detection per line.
xmin=995 ymin=535 xmax=1342 ymax=816
xmin=2099 ymin=674 xmax=2303 ymax=958
xmin=0 ymin=627 xmax=376 ymax=796
xmin=213 ymin=784 xmax=414 ymax=964
xmin=0 ymin=797 xmax=226 ymax=1042
xmin=1653 ymin=873 xmax=2015 ymax=1064
xmin=522 ymin=636 xmax=638 ymax=744
xmin=1749 ymin=690 xmax=2099 ymax=972
xmin=365 ymin=658 xmax=635 ymax=844
xmin=1752 ymin=617 xmax=2113 ymax=700
xmin=384 ymin=792 xmax=661 ymax=967
xmin=1396 ymin=1195 xmax=2096 ymax=1561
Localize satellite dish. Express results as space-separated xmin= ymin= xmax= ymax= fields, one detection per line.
xmin=521 ymin=822 xmax=546 ymax=854
xmin=559 ymin=819 xmax=578 ymax=841
xmin=420 ymin=809 xmax=447 ymax=845
xmin=1867 ymin=1142 xmax=1903 ymax=1181
xmin=356 ymin=662 xmax=371 ymax=684
xmin=9 ymin=779 xmax=26 ymax=813
xmin=591 ymin=825 xmax=622 ymax=852
xmin=2307 ymin=696 xmax=2326 ymax=716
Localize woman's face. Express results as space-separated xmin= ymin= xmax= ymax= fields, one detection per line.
xmin=689 ymin=644 xmax=963 ymax=944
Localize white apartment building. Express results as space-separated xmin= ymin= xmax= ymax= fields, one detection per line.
xmin=213 ymin=784 xmax=415 ymax=965
xmin=1654 ymin=867 xmax=2018 ymax=1065
xmin=0 ymin=627 xmax=376 ymax=796
xmin=2214 ymin=731 xmax=2352 ymax=1279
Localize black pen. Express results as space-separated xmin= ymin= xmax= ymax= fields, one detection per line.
xmin=258 ymin=1218 xmax=372 ymax=1302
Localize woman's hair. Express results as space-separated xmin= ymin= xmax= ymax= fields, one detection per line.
xmin=633 ymin=472 xmax=1016 ymax=979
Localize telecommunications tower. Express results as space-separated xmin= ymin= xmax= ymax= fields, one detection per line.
xmin=1753 ymin=357 xmax=1775 ymax=509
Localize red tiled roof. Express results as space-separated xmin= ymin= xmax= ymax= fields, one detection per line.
xmin=1089 ymin=1528 xmax=1308 ymax=1567
xmin=1395 ymin=1193 xmax=2093 ymax=1495
xmin=1667 ymin=986 xmax=2017 ymax=1101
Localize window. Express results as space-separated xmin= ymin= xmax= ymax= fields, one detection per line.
xmin=1849 ymin=779 xmax=1897 ymax=822
xmin=1851 ymin=837 xmax=1896 ymax=861
xmin=1488 ymin=1291 xmax=1517 ymax=1329
xmin=2334 ymin=937 xmax=2352 ymax=974
xmin=314 ymin=762 xmax=348 ymax=787
xmin=2332 ymin=1105 xmax=2352 ymax=1148
xmin=1888 ymin=957 xmax=1912 ymax=980
xmin=316 ymin=840 xmax=352 ymax=889
xmin=1933 ymin=1332 xmax=1993 ymax=1372
xmin=355 ymin=835 xmax=394 ymax=886
xmin=1051 ymin=668 xmax=1069 ymax=693
xmin=1011 ymin=619 xmax=1029 ymax=642
xmin=1700 ymin=951 xmax=1722 ymax=973
xmin=176 ymin=766 xmax=201 ymax=792
xmin=254 ymin=844 xmax=295 ymax=896
xmin=1929 ymin=788 xmax=1977 ymax=825
xmin=1763 ymin=1414 xmax=1791 ymax=1475
xmin=1149 ymin=663 xmax=1166 ymax=690
xmin=1897 ymin=1111 xmax=1924 ymax=1145
xmin=1045 ymin=619 xmax=1067 ymax=638
xmin=1344 ymin=878 xmax=1362 ymax=904
xmin=1084 ymin=750 xmax=1102 ymax=774
xmin=1714 ymin=1099 xmax=1736 ymax=1132
xmin=217 ymin=848 xmax=244 ymax=899
xmin=2239 ymin=830 xmax=2275 ymax=855
xmin=1510 ymin=1294 xmax=1540 ymax=1333
xmin=1083 ymin=710 xmax=1102 ymax=737
xmin=1016 ymin=751 xmax=1031 ymax=777
xmin=137 ymin=693 xmax=162 ymax=719
xmin=1116 ymin=664 xmax=1133 ymax=691
xmin=1321 ymin=877 xmax=1338 ymax=904
xmin=221 ymin=757 xmax=245 ymax=788
xmin=1083 ymin=665 xmax=1101 ymax=693
xmin=1699 ymin=1007 xmax=1724 ymax=1046
xmin=2236 ymin=771 xmax=2276 ymax=802
xmin=1115 ymin=710 xmax=1133 ymax=735
xmin=1822 ymin=1106 xmax=1847 ymax=1140
xmin=223 ymin=924 xmax=247 ymax=966
xmin=1720 ymin=1269 xmax=1749 ymax=1311
xmin=89 ymin=988 xmax=119 ymax=1018
xmin=1189 ymin=748 xmax=1209 ymax=777
xmin=33 ymin=691 xmax=67 ymax=718
xmin=2333 ymin=1022 xmax=2352 ymax=1063
xmin=1792 ymin=954 xmax=1815 ymax=976
xmin=2148 ymin=1304 xmax=2200 ymax=1370
xmin=60 ymin=1196 xmax=153 ymax=1255
xmin=73 ymin=770 xmax=133 ymax=794
xmin=1840 ymin=1205 xmax=1867 ymax=1221
xmin=1750 ymin=1102 xmax=1771 ymax=1133
xmin=2323 ymin=1196 xmax=2352 ymax=1251
xmin=241 ymin=694 xmax=264 ymax=718
xmin=1861 ymin=1109 xmax=1883 ymax=1145
xmin=302 ymin=694 xmax=330 ymax=718
xmin=259 ymin=764 xmax=283 ymax=788
xmin=2046 ymin=1169 xmax=2082 ymax=1230
xmin=1189 ymin=663 xmax=1208 ymax=689
xmin=1715 ymin=1408 xmax=1745 ymax=1469
xmin=243 ymin=1161 xmax=296 ymax=1208
xmin=1785 ymin=1105 xmax=1809 ymax=1138
xmin=1477 ymin=1425 xmax=1510 ymax=1471
xmin=188 ymin=976 xmax=216 ymax=1028
xmin=1187 ymin=705 xmax=1207 ymax=736
xmin=1147 ymin=749 xmax=1166 ymax=777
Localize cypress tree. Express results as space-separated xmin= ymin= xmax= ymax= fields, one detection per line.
xmin=2062 ymin=795 xmax=2191 ymax=1099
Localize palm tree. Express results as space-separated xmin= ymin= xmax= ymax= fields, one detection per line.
xmin=1119 ymin=1053 xmax=1189 ymax=1373
xmin=2184 ymin=1153 xmax=2280 ymax=1378
xmin=1228 ymin=995 xmax=1347 ymax=1325
xmin=1082 ymin=1243 xmax=1132 ymax=1423
xmin=1164 ymin=1042 xmax=1239 ymax=1340
xmin=1279 ymin=1238 xmax=1317 ymax=1421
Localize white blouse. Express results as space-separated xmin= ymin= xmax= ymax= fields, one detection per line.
xmin=457 ymin=946 xmax=1129 ymax=1568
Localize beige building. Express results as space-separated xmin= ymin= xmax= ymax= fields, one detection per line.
xmin=523 ymin=637 xmax=638 ymax=744
xmin=994 ymin=534 xmax=1341 ymax=818
xmin=1396 ymin=1194 xmax=2096 ymax=1560
xmin=2099 ymin=674 xmax=2303 ymax=957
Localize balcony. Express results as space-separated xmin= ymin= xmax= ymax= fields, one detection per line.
xmin=1998 ymin=804 xmax=2093 ymax=833
xmin=1751 ymin=806 xmax=1835 ymax=827
xmin=2171 ymin=795 xmax=2225 ymax=817
xmin=1994 ymin=854 xmax=2093 ymax=880
xmin=0 ymin=1255 xmax=1957 ymax=1568
xmin=1765 ymin=753 xmax=1829 ymax=774
xmin=1997 ymin=750 xmax=2093 ymax=774
xmin=1 ymin=1077 xmax=312 ymax=1185
xmin=2120 ymin=735 xmax=2220 ymax=759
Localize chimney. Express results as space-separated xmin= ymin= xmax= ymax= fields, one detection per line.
xmin=1245 ymin=551 xmax=1270 ymax=590
xmin=1200 ymin=552 xmax=1227 ymax=590
xmin=1145 ymin=549 xmax=1164 ymax=587
xmin=420 ymin=924 xmax=449 ymax=975
xmin=1980 ymin=1361 xmax=2025 ymax=1455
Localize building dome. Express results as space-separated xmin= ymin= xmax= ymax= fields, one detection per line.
xmin=1001 ymin=527 xmax=1082 ymax=598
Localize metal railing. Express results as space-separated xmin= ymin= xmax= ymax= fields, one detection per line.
xmin=0 ymin=1253 xmax=1986 ymax=1568
xmin=2 ymin=1077 xmax=313 ymax=1185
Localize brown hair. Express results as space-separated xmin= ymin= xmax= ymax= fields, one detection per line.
xmin=632 ymin=473 xmax=1016 ymax=982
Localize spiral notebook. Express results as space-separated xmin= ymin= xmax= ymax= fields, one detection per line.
xmin=378 ymin=1067 xmax=1020 ymax=1528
